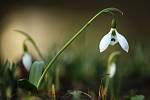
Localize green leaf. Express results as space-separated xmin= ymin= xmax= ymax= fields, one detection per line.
xmin=29 ymin=61 xmax=44 ymax=87
xmin=131 ymin=95 xmax=145 ymax=100
xmin=18 ymin=79 xmax=37 ymax=92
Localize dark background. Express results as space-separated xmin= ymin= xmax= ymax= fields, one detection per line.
xmin=0 ymin=0 xmax=150 ymax=99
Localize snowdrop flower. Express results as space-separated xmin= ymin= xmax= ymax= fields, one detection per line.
xmin=22 ymin=52 xmax=32 ymax=71
xmin=109 ymin=63 xmax=116 ymax=78
xmin=22 ymin=43 xmax=32 ymax=71
xmin=99 ymin=18 xmax=129 ymax=53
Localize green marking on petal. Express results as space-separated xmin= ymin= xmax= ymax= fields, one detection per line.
xmin=112 ymin=30 xmax=116 ymax=36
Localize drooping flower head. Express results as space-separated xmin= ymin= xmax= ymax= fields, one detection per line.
xmin=22 ymin=52 xmax=32 ymax=71
xmin=99 ymin=18 xmax=129 ymax=53
xmin=22 ymin=43 xmax=32 ymax=71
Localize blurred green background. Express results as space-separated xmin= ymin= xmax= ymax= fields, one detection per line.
xmin=0 ymin=0 xmax=150 ymax=99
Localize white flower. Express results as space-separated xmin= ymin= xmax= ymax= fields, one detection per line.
xmin=22 ymin=52 xmax=32 ymax=71
xmin=109 ymin=63 xmax=116 ymax=78
xmin=99 ymin=28 xmax=129 ymax=53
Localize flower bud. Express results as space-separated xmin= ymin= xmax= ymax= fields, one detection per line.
xmin=22 ymin=52 xmax=32 ymax=71
xmin=109 ymin=63 xmax=116 ymax=78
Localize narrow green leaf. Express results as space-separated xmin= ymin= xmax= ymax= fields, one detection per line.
xmin=29 ymin=61 xmax=44 ymax=87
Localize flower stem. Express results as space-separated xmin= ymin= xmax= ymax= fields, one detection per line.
xmin=36 ymin=8 xmax=123 ymax=88
xmin=102 ymin=67 xmax=110 ymax=98
xmin=14 ymin=30 xmax=46 ymax=61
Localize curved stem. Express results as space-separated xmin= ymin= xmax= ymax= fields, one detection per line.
xmin=64 ymin=90 xmax=95 ymax=100
xmin=29 ymin=38 xmax=45 ymax=61
xmin=37 ymin=8 xmax=123 ymax=88
xmin=15 ymin=30 xmax=45 ymax=61
xmin=80 ymin=91 xmax=95 ymax=100
xmin=102 ymin=51 xmax=120 ymax=98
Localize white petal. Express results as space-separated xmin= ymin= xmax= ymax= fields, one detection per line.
xmin=109 ymin=63 xmax=116 ymax=78
xmin=22 ymin=52 xmax=32 ymax=71
xmin=116 ymin=31 xmax=129 ymax=52
xmin=99 ymin=32 xmax=111 ymax=52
